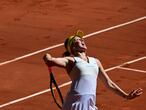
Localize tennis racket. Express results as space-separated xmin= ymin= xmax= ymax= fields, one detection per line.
xmin=48 ymin=67 xmax=64 ymax=109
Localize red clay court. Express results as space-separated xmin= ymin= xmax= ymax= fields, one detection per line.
xmin=0 ymin=0 xmax=146 ymax=110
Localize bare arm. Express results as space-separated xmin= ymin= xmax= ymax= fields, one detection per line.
xmin=96 ymin=59 xmax=143 ymax=99
xmin=43 ymin=53 xmax=69 ymax=68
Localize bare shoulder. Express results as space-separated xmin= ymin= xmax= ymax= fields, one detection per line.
xmin=64 ymin=56 xmax=75 ymax=62
xmin=92 ymin=57 xmax=101 ymax=64
xmin=93 ymin=57 xmax=104 ymax=69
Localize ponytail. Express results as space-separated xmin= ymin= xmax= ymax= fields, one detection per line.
xmin=63 ymin=37 xmax=71 ymax=57
xmin=63 ymin=51 xmax=71 ymax=57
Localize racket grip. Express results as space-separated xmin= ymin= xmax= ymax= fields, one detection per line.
xmin=48 ymin=67 xmax=52 ymax=73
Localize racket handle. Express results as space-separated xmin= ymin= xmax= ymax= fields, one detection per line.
xmin=48 ymin=67 xmax=52 ymax=73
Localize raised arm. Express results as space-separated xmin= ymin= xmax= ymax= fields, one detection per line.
xmin=96 ymin=59 xmax=143 ymax=100
xmin=43 ymin=53 xmax=69 ymax=68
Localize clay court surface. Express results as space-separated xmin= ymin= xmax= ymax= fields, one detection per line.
xmin=0 ymin=0 xmax=146 ymax=110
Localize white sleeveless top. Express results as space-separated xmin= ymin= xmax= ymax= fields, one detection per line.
xmin=68 ymin=57 xmax=99 ymax=95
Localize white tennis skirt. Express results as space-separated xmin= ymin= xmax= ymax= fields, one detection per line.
xmin=62 ymin=93 xmax=98 ymax=110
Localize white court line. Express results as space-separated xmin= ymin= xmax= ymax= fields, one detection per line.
xmin=0 ymin=16 xmax=146 ymax=66
xmin=117 ymin=67 xmax=146 ymax=73
xmin=0 ymin=81 xmax=72 ymax=108
xmin=120 ymin=56 xmax=146 ymax=66
xmin=83 ymin=16 xmax=146 ymax=38
xmin=105 ymin=56 xmax=146 ymax=72
xmin=0 ymin=56 xmax=145 ymax=108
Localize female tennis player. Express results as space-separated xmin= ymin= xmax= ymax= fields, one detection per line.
xmin=43 ymin=30 xmax=142 ymax=110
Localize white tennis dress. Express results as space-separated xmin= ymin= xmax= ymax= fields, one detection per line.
xmin=62 ymin=57 xmax=99 ymax=110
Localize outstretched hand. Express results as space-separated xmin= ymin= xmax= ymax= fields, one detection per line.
xmin=127 ymin=88 xmax=143 ymax=100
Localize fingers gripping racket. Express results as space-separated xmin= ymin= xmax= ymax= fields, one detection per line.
xmin=48 ymin=67 xmax=64 ymax=109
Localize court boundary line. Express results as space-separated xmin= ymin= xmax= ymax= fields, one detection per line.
xmin=105 ymin=56 xmax=146 ymax=72
xmin=0 ymin=56 xmax=145 ymax=108
xmin=117 ymin=67 xmax=146 ymax=73
xmin=0 ymin=16 xmax=146 ymax=66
